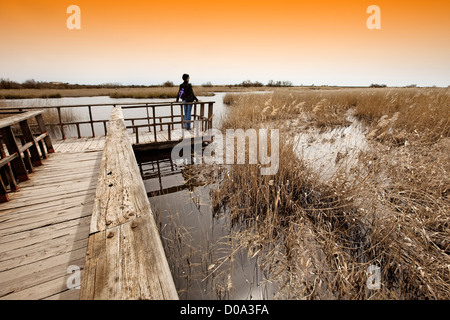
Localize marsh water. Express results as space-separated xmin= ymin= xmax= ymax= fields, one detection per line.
xmin=136 ymin=150 xmax=278 ymax=299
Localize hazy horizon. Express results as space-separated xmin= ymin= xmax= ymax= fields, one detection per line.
xmin=1 ymin=0 xmax=449 ymax=87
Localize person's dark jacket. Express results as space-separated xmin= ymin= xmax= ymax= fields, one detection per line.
xmin=176 ymin=81 xmax=198 ymax=103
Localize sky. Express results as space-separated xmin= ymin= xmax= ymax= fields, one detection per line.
xmin=0 ymin=0 xmax=449 ymax=87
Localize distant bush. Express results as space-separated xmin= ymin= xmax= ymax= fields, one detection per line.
xmin=267 ymin=80 xmax=293 ymax=87
xmin=202 ymin=82 xmax=213 ymax=87
xmin=162 ymin=81 xmax=175 ymax=87
xmin=240 ymin=80 xmax=264 ymax=87
xmin=370 ymin=84 xmax=387 ymax=88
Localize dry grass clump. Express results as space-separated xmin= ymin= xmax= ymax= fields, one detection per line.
xmin=354 ymin=88 xmax=450 ymax=144
xmin=214 ymin=88 xmax=450 ymax=299
xmin=223 ymin=89 xmax=358 ymax=128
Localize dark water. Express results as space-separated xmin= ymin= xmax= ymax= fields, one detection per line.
xmin=136 ymin=150 xmax=278 ymax=300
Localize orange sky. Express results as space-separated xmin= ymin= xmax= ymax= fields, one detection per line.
xmin=0 ymin=0 xmax=449 ymax=86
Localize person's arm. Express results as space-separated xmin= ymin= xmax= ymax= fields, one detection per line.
xmin=176 ymin=85 xmax=180 ymax=102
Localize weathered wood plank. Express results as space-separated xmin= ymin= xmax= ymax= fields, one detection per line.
xmin=80 ymin=107 xmax=178 ymax=300
xmin=0 ymin=110 xmax=44 ymax=129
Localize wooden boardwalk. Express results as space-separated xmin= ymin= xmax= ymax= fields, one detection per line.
xmin=0 ymin=146 xmax=102 ymax=299
xmin=0 ymin=111 xmax=192 ymax=299
xmin=51 ymin=128 xmax=199 ymax=154
xmin=0 ymin=99 xmax=217 ymax=300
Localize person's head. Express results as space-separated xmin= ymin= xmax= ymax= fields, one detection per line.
xmin=182 ymin=74 xmax=190 ymax=83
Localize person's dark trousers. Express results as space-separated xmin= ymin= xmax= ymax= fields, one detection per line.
xmin=182 ymin=100 xmax=193 ymax=130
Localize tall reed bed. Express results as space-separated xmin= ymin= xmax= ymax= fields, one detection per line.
xmin=216 ymin=88 xmax=450 ymax=299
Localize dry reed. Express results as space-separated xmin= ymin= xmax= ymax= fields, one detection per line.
xmin=214 ymin=88 xmax=450 ymax=299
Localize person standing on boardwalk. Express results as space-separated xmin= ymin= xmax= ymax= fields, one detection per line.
xmin=176 ymin=74 xmax=198 ymax=130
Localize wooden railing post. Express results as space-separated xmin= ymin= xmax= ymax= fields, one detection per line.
xmin=146 ymin=104 xmax=151 ymax=132
xmin=35 ymin=113 xmax=55 ymax=153
xmin=19 ymin=136 xmax=34 ymax=173
xmin=88 ymin=106 xmax=95 ymax=137
xmin=207 ymin=102 xmax=214 ymax=130
xmin=193 ymin=102 xmax=197 ymax=122
xmin=19 ymin=119 xmax=43 ymax=166
xmin=0 ymin=138 xmax=18 ymax=192
xmin=180 ymin=104 xmax=184 ymax=131
xmin=152 ymin=106 xmax=157 ymax=142
xmin=135 ymin=126 xmax=139 ymax=144
xmin=200 ymin=103 xmax=205 ymax=131
xmin=1 ymin=126 xmax=29 ymax=181
xmin=76 ymin=123 xmax=81 ymax=138
xmin=170 ymin=103 xmax=174 ymax=130
xmin=57 ymin=107 xmax=65 ymax=140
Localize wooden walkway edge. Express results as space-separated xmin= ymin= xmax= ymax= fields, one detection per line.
xmin=79 ymin=107 xmax=178 ymax=300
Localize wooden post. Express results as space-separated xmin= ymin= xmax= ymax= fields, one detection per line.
xmin=76 ymin=123 xmax=81 ymax=138
xmin=19 ymin=120 xmax=43 ymax=166
xmin=152 ymin=106 xmax=157 ymax=143
xmin=180 ymin=105 xmax=184 ymax=131
xmin=103 ymin=121 xmax=108 ymax=135
xmin=193 ymin=102 xmax=197 ymax=123
xmin=146 ymin=105 xmax=151 ymax=132
xmin=88 ymin=106 xmax=95 ymax=137
xmin=135 ymin=126 xmax=139 ymax=144
xmin=0 ymin=138 xmax=18 ymax=191
xmin=57 ymin=107 xmax=65 ymax=140
xmin=1 ymin=126 xmax=29 ymax=181
xmin=170 ymin=103 xmax=174 ymax=130
xmin=38 ymin=140 xmax=48 ymax=160
xmin=35 ymin=114 xmax=54 ymax=153
xmin=131 ymin=119 xmax=135 ymax=134
xmin=168 ymin=124 xmax=172 ymax=141
xmin=19 ymin=136 xmax=34 ymax=173
xmin=208 ymin=102 xmax=214 ymax=130
xmin=0 ymin=174 xmax=9 ymax=202
xmin=200 ymin=103 xmax=205 ymax=131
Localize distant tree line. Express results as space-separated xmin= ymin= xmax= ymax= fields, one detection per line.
xmin=0 ymin=78 xmax=181 ymax=90
xmin=369 ymin=84 xmax=387 ymax=88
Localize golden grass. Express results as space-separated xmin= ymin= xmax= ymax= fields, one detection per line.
xmin=215 ymin=88 xmax=450 ymax=299
xmin=0 ymin=86 xmax=272 ymax=100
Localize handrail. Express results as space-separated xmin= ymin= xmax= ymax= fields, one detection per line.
xmin=0 ymin=110 xmax=54 ymax=202
xmin=0 ymin=101 xmax=215 ymax=142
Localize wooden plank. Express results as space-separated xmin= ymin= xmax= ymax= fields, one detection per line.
xmin=80 ymin=107 xmax=178 ymax=300
xmin=0 ymin=110 xmax=44 ymax=129
xmin=0 ymin=216 xmax=91 ymax=246
xmin=0 ymin=251 xmax=86 ymax=298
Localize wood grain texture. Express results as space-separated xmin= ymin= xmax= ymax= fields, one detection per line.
xmin=0 ymin=151 xmax=101 ymax=300
xmin=80 ymin=107 xmax=178 ymax=300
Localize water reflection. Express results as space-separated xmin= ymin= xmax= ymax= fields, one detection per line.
xmin=136 ymin=150 xmax=278 ymax=300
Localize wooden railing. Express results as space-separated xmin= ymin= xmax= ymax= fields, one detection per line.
xmin=0 ymin=101 xmax=215 ymax=144
xmin=0 ymin=110 xmax=54 ymax=202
